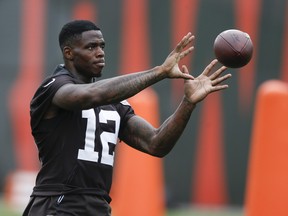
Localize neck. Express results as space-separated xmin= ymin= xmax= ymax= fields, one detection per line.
xmin=64 ymin=63 xmax=93 ymax=83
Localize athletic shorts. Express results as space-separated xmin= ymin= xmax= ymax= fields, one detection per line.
xmin=22 ymin=194 xmax=112 ymax=216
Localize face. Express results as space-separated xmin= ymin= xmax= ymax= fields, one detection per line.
xmin=69 ymin=30 xmax=105 ymax=81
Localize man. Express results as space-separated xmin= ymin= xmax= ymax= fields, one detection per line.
xmin=23 ymin=20 xmax=231 ymax=215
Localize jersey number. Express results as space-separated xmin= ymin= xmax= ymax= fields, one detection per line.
xmin=77 ymin=109 xmax=120 ymax=166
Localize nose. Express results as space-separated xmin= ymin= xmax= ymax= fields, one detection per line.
xmin=96 ymin=47 xmax=105 ymax=58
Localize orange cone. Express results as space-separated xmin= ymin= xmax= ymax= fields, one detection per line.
xmin=192 ymin=93 xmax=228 ymax=206
xmin=110 ymin=88 xmax=165 ymax=216
xmin=245 ymin=80 xmax=288 ymax=216
xmin=6 ymin=0 xmax=46 ymax=211
xmin=111 ymin=1 xmax=165 ymax=215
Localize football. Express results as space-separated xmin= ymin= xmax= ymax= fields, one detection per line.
xmin=213 ymin=29 xmax=253 ymax=68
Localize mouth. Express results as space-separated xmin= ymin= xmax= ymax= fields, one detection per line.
xmin=96 ymin=63 xmax=105 ymax=67
xmin=94 ymin=61 xmax=105 ymax=67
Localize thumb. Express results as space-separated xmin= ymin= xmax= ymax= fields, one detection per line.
xmin=181 ymin=65 xmax=194 ymax=79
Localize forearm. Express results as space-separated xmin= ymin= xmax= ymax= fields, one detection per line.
xmin=53 ymin=66 xmax=169 ymax=111
xmin=121 ymin=97 xmax=196 ymax=157
xmin=151 ymin=98 xmax=196 ymax=157
xmin=89 ymin=66 xmax=166 ymax=106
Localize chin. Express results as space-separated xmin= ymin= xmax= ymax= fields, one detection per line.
xmin=94 ymin=72 xmax=102 ymax=78
xmin=91 ymin=67 xmax=103 ymax=77
xmin=95 ymin=74 xmax=102 ymax=78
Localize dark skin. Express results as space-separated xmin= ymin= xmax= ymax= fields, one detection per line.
xmin=46 ymin=30 xmax=231 ymax=157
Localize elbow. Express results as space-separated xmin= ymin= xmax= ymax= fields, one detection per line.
xmin=147 ymin=138 xmax=174 ymax=158
xmin=148 ymin=147 xmax=170 ymax=158
xmin=148 ymin=152 xmax=165 ymax=158
xmin=153 ymin=153 xmax=167 ymax=158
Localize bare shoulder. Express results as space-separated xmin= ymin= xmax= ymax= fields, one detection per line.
xmin=43 ymin=84 xmax=75 ymax=118
xmin=52 ymin=83 xmax=92 ymax=110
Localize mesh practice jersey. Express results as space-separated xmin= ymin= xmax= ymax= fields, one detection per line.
xmin=30 ymin=65 xmax=135 ymax=202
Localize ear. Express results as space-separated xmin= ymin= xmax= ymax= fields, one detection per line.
xmin=63 ymin=46 xmax=73 ymax=60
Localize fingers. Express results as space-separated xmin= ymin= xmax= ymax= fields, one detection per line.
xmin=202 ymin=59 xmax=218 ymax=76
xmin=210 ymin=67 xmax=232 ymax=92
xmin=201 ymin=59 xmax=232 ymax=92
xmin=210 ymin=84 xmax=229 ymax=93
xmin=182 ymin=33 xmax=195 ymax=47
xmin=181 ymin=65 xmax=189 ymax=74
xmin=202 ymin=59 xmax=230 ymax=81
xmin=175 ymin=32 xmax=195 ymax=53
xmin=179 ymin=46 xmax=194 ymax=59
xmin=182 ymin=73 xmax=194 ymax=80
xmin=211 ymin=73 xmax=232 ymax=86
xmin=209 ymin=66 xmax=228 ymax=80
xmin=181 ymin=65 xmax=195 ymax=80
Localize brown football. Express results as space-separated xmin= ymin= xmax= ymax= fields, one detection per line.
xmin=213 ymin=29 xmax=253 ymax=68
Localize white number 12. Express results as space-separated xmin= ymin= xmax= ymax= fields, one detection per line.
xmin=77 ymin=109 xmax=120 ymax=166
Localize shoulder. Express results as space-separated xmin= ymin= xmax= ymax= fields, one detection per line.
xmin=32 ymin=74 xmax=74 ymax=103
xmin=120 ymin=100 xmax=131 ymax=106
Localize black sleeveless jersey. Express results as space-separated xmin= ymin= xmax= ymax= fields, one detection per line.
xmin=30 ymin=65 xmax=135 ymax=202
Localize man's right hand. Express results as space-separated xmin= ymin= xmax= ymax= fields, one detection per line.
xmin=160 ymin=32 xmax=195 ymax=79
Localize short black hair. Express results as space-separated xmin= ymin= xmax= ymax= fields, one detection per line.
xmin=58 ymin=20 xmax=100 ymax=51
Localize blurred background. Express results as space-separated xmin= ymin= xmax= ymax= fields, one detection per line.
xmin=0 ymin=0 xmax=288 ymax=215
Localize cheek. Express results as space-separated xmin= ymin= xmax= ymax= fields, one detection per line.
xmin=74 ymin=54 xmax=91 ymax=65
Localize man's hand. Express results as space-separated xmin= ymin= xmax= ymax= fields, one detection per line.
xmin=160 ymin=32 xmax=195 ymax=79
xmin=184 ymin=59 xmax=232 ymax=104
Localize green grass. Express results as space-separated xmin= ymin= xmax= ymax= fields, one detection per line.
xmin=0 ymin=200 xmax=20 ymax=216
xmin=167 ymin=206 xmax=244 ymax=216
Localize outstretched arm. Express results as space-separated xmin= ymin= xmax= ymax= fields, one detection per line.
xmin=121 ymin=59 xmax=231 ymax=157
xmin=53 ymin=33 xmax=195 ymax=110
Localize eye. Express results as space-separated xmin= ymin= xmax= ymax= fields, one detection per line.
xmin=87 ymin=46 xmax=94 ymax=51
xmin=100 ymin=43 xmax=105 ymax=49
